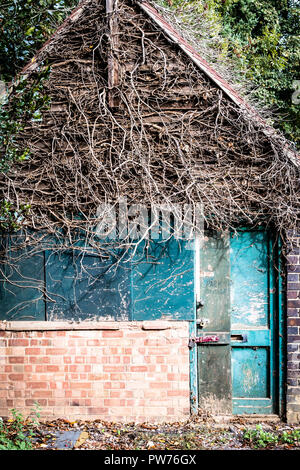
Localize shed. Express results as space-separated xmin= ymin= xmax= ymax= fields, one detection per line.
xmin=0 ymin=0 xmax=299 ymax=423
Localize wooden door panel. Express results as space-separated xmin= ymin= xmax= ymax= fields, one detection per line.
xmin=198 ymin=233 xmax=230 ymax=331
xmin=230 ymin=230 xmax=274 ymax=414
xmin=230 ymin=231 xmax=269 ymax=329
xmin=197 ymin=229 xmax=277 ymax=415
xmin=197 ymin=232 xmax=232 ymax=413
xmin=198 ymin=344 xmax=232 ymax=414
xmin=232 ymin=347 xmax=269 ymax=398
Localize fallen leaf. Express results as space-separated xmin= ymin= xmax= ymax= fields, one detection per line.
xmin=74 ymin=431 xmax=89 ymax=448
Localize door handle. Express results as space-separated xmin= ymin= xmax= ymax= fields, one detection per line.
xmin=188 ymin=335 xmax=231 ymax=348
xmin=188 ymin=335 xmax=220 ymax=348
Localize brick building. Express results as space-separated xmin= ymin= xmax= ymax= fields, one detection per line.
xmin=0 ymin=0 xmax=299 ymax=423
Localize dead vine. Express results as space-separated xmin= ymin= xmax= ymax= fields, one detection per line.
xmin=0 ymin=0 xmax=299 ymax=316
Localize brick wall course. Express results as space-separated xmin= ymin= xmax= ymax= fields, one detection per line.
xmin=0 ymin=321 xmax=190 ymax=423
xmin=286 ymin=233 xmax=300 ymax=423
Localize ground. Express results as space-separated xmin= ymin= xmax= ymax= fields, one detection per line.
xmin=2 ymin=413 xmax=300 ymax=450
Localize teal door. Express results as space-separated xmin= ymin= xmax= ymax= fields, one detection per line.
xmin=197 ymin=229 xmax=279 ymax=415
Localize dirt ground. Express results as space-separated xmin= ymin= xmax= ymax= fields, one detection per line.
xmin=22 ymin=414 xmax=300 ymax=450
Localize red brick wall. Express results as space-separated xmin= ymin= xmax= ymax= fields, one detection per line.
xmin=287 ymin=234 xmax=300 ymax=423
xmin=0 ymin=321 xmax=190 ymax=422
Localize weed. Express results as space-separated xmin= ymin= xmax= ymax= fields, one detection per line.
xmin=243 ymin=425 xmax=300 ymax=449
xmin=281 ymin=429 xmax=300 ymax=445
xmin=0 ymin=403 xmax=41 ymax=450
xmin=243 ymin=425 xmax=278 ymax=448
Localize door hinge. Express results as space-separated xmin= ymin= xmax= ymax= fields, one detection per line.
xmin=196 ymin=299 xmax=204 ymax=310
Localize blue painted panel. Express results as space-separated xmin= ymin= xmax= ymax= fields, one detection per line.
xmin=230 ymin=230 xmax=275 ymax=414
xmin=231 ymin=329 xmax=270 ymax=347
xmin=1 ymin=232 xmax=194 ymax=322
xmin=232 ymin=347 xmax=269 ymax=398
xmin=230 ymin=231 xmax=269 ymax=328
xmin=45 ymin=251 xmax=131 ymax=321
xmin=131 ymin=239 xmax=194 ymax=320
xmin=232 ymin=399 xmax=272 ymax=414
xmin=0 ymin=236 xmax=45 ymax=321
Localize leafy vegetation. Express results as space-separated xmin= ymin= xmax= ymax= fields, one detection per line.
xmin=0 ymin=406 xmax=40 ymax=450
xmin=0 ymin=200 xmax=31 ymax=232
xmin=243 ymin=424 xmax=279 ymax=448
xmin=215 ymin=0 xmax=300 ymax=146
xmin=0 ymin=66 xmax=50 ymax=231
xmin=0 ymin=1 xmax=73 ymax=230
xmin=0 ymin=0 xmax=77 ymax=82
xmin=0 ymin=66 xmax=51 ymax=172
xmin=243 ymin=424 xmax=300 ymax=448
xmin=160 ymin=0 xmax=300 ymax=147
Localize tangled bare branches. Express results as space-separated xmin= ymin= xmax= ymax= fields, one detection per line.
xmin=0 ymin=0 xmax=299 ymax=259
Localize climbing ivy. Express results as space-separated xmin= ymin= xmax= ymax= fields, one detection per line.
xmin=0 ymin=200 xmax=31 ymax=233
xmin=0 ymin=0 xmax=78 ymax=82
xmin=0 ymin=0 xmax=299 ymax=232
xmin=0 ymin=0 xmax=77 ymax=232
xmin=0 ymin=66 xmax=51 ymax=171
xmin=0 ymin=2 xmax=70 ymax=171
xmin=0 ymin=65 xmax=51 ymax=231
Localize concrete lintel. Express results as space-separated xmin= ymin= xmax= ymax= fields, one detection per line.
xmin=0 ymin=320 xmax=188 ymax=332
xmin=0 ymin=321 xmax=120 ymax=331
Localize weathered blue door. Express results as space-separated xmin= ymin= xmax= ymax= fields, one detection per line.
xmin=230 ymin=230 xmax=276 ymax=414
xmin=197 ymin=229 xmax=278 ymax=415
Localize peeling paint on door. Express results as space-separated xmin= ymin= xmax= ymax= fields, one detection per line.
xmin=197 ymin=229 xmax=278 ymax=416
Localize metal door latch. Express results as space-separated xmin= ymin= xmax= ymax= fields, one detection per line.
xmin=188 ymin=335 xmax=220 ymax=349
xmin=196 ymin=318 xmax=209 ymax=328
